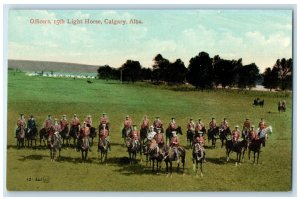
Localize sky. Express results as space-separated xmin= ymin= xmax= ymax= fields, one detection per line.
xmin=8 ymin=9 xmax=293 ymax=72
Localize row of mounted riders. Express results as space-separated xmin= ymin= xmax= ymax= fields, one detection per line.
xmin=14 ymin=121 xmax=272 ymax=174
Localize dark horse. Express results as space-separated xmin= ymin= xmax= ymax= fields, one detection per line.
xmin=122 ymin=127 xmax=132 ymax=146
xmin=147 ymin=140 xmax=164 ymax=173
xmin=126 ymin=137 xmax=141 ymax=165
xmin=164 ymin=145 xmax=185 ymax=174
xmin=80 ymin=136 xmax=90 ymax=162
xmin=278 ymin=101 xmax=286 ymax=113
xmin=16 ymin=127 xmax=25 ymax=149
xmin=165 ymin=126 xmax=183 ymax=145
xmin=219 ymin=127 xmax=231 ymax=148
xmin=89 ymin=127 xmax=97 ymax=145
xmin=98 ymin=135 xmax=109 ymax=163
xmin=187 ymin=128 xmax=206 ymax=149
xmin=253 ymin=98 xmax=264 ymax=107
xmin=39 ymin=127 xmax=48 ymax=147
xmin=225 ymin=139 xmax=248 ymax=165
xmin=248 ymin=138 xmax=264 ymax=164
xmin=208 ymin=127 xmax=219 ymax=148
xmin=69 ymin=125 xmax=79 ymax=148
xmin=140 ymin=127 xmax=149 ymax=145
xmin=192 ymin=143 xmax=205 ymax=177
xmin=59 ymin=126 xmax=70 ymax=147
xmin=25 ymin=126 xmax=38 ymax=148
xmin=48 ymin=132 xmax=62 ymax=161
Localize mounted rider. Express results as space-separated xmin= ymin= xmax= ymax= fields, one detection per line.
xmin=27 ymin=115 xmax=37 ymax=133
xmin=147 ymin=125 xmax=157 ymax=141
xmin=258 ymin=118 xmax=267 ymax=147
xmin=71 ymin=114 xmax=80 ymax=133
xmin=249 ymin=125 xmax=258 ymax=141
xmin=243 ymin=118 xmax=251 ymax=131
xmin=99 ymin=123 xmax=110 ymax=151
xmin=141 ymin=115 xmax=150 ymax=130
xmin=44 ymin=114 xmax=53 ymax=133
xmin=187 ymin=118 xmax=195 ymax=134
xmin=85 ymin=115 xmax=92 ymax=128
xmin=195 ymin=118 xmax=205 ymax=136
xmin=169 ymin=117 xmax=177 ymax=131
xmin=170 ymin=131 xmax=180 ymax=163
xmin=16 ymin=113 xmax=26 ymax=137
xmin=124 ymin=115 xmax=132 ymax=130
xmin=100 ymin=113 xmax=109 ymax=130
xmin=79 ymin=121 xmax=91 ymax=151
xmin=153 ymin=116 xmax=163 ymax=133
xmin=231 ymin=125 xmax=241 ymax=145
xmin=209 ymin=117 xmax=217 ymax=131
xmin=155 ymin=127 xmax=164 ymax=146
xmin=60 ymin=114 xmax=69 ymax=132
xmin=131 ymin=125 xmax=140 ymax=147
xmin=53 ymin=119 xmax=62 ymax=133
xmin=194 ymin=135 xmax=206 ymax=162
xmin=220 ymin=118 xmax=229 ymax=133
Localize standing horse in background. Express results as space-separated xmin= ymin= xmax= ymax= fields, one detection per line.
xmin=126 ymin=137 xmax=141 ymax=165
xmin=278 ymin=100 xmax=286 ymax=113
xmin=165 ymin=126 xmax=182 ymax=145
xmin=225 ymin=139 xmax=248 ymax=165
xmin=48 ymin=131 xmax=62 ymax=161
xmin=253 ymin=98 xmax=264 ymax=107
xmin=208 ymin=127 xmax=219 ymax=148
xmin=192 ymin=143 xmax=205 ymax=177
xmin=164 ymin=145 xmax=185 ymax=174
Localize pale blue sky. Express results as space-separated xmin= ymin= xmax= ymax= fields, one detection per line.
xmin=8 ymin=9 xmax=292 ymax=72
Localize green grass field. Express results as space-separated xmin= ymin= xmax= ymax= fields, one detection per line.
xmin=6 ymin=71 xmax=293 ymax=192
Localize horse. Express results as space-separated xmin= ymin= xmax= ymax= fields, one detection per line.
xmin=163 ymin=145 xmax=185 ymax=174
xmin=98 ymin=136 xmax=109 ymax=163
xmin=248 ymin=138 xmax=266 ymax=164
xmin=186 ymin=130 xmax=195 ymax=149
xmin=59 ymin=126 xmax=70 ymax=147
xmin=69 ymin=125 xmax=79 ymax=148
xmin=80 ymin=135 xmax=90 ymax=162
xmin=192 ymin=142 xmax=205 ymax=177
xmin=208 ymin=127 xmax=219 ymax=148
xmin=147 ymin=140 xmax=164 ymax=173
xmin=219 ymin=127 xmax=231 ymax=148
xmin=126 ymin=137 xmax=141 ymax=165
xmin=253 ymin=98 xmax=264 ymax=107
xmin=140 ymin=127 xmax=149 ymax=145
xmin=278 ymin=101 xmax=286 ymax=113
xmin=242 ymin=128 xmax=250 ymax=141
xmin=225 ymin=139 xmax=248 ymax=165
xmin=25 ymin=126 xmax=38 ymax=148
xmin=122 ymin=127 xmax=132 ymax=146
xmin=16 ymin=127 xmax=25 ymax=149
xmin=165 ymin=126 xmax=183 ymax=145
xmin=39 ymin=128 xmax=48 ymax=147
xmin=89 ymin=127 xmax=97 ymax=145
xmin=257 ymin=126 xmax=272 ymax=147
xmin=48 ymin=131 xmax=62 ymax=161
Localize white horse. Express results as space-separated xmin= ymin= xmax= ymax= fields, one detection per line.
xmin=257 ymin=126 xmax=272 ymax=146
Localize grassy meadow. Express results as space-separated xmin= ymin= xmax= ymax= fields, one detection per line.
xmin=6 ymin=71 xmax=293 ymax=192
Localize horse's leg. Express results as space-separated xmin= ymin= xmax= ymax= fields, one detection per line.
xmin=165 ymin=161 xmax=169 ymax=174
xmin=81 ymin=150 xmax=84 ymax=162
xmin=152 ymin=159 xmax=155 ymax=172
xmin=156 ymin=160 xmax=159 ymax=174
xmin=257 ymin=151 xmax=260 ymax=164
xmin=253 ymin=151 xmax=256 ymax=164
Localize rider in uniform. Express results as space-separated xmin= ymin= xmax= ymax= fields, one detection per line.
xmin=79 ymin=121 xmax=91 ymax=151
xmin=16 ymin=113 xmax=26 ymax=138
xmin=27 ymin=115 xmax=37 ymax=133
xmin=85 ymin=115 xmax=92 ymax=128
xmin=194 ymin=135 xmax=206 ymax=162
xmin=170 ymin=131 xmax=180 ymax=163
xmin=153 ymin=117 xmax=163 ymax=133
xmin=100 ymin=113 xmax=109 ymax=130
xmin=124 ymin=115 xmax=132 ymax=130
xmin=169 ymin=117 xmax=177 ymax=132
xmin=99 ymin=123 xmax=110 ymax=151
xmin=187 ymin=118 xmax=195 ymax=134
xmin=231 ymin=125 xmax=241 ymax=145
xmin=141 ymin=115 xmax=150 ymax=130
xmin=60 ymin=115 xmax=69 ymax=132
xmin=258 ymin=118 xmax=267 ymax=147
xmin=71 ymin=114 xmax=80 ymax=133
xmin=209 ymin=117 xmax=217 ymax=131
xmin=53 ymin=119 xmax=61 ymax=133
xmin=220 ymin=118 xmax=229 ymax=133
xmin=195 ymin=118 xmax=205 ymax=136
xmin=249 ymin=125 xmax=258 ymax=141
xmin=44 ymin=115 xmax=53 ymax=133
xmin=131 ymin=125 xmax=140 ymax=146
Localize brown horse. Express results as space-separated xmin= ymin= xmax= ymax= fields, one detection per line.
xmin=248 ymin=138 xmax=264 ymax=164
xmin=225 ymin=139 xmax=248 ymax=165
xmin=163 ymin=145 xmax=185 ymax=174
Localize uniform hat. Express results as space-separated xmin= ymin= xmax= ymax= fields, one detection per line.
xmin=74 ymin=114 xmax=77 ymax=117
xmin=48 ymin=114 xmax=51 ymax=117
xmin=83 ymin=121 xmax=86 ymax=124
xmin=102 ymin=113 xmax=106 ymax=115
xmin=212 ymin=117 xmax=215 ymax=119
xmin=87 ymin=114 xmax=91 ymax=118
xmin=63 ymin=114 xmax=66 ymax=117
xmin=171 ymin=117 xmax=175 ymax=119
xmin=251 ymin=125 xmax=255 ymax=128
xmin=20 ymin=113 xmax=24 ymax=116
xmin=190 ymin=118 xmax=193 ymax=120
xmin=54 ymin=118 xmax=58 ymax=121
xmin=126 ymin=115 xmax=129 ymax=118
xmin=156 ymin=117 xmax=160 ymax=119
xmin=198 ymin=118 xmax=201 ymax=121
xmin=235 ymin=125 xmax=239 ymax=128
xmin=30 ymin=115 xmax=34 ymax=118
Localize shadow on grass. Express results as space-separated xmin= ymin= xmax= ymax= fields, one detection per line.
xmin=18 ymin=154 xmax=46 ymax=161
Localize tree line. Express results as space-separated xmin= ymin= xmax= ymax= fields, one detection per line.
xmin=97 ymin=51 xmax=292 ymax=91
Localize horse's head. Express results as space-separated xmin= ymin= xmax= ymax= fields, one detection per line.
xmin=268 ymin=126 xmax=273 ymax=134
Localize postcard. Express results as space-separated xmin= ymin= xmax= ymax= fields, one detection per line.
xmin=5 ymin=6 xmax=294 ymax=193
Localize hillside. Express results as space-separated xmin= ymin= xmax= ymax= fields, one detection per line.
xmin=8 ymin=59 xmax=101 ymax=73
